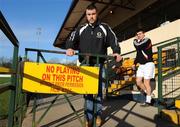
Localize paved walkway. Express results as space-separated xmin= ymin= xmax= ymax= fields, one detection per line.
xmin=22 ymin=94 xmax=177 ymax=127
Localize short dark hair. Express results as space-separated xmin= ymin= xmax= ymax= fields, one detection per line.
xmin=136 ymin=28 xmax=144 ymax=33
xmin=86 ymin=4 xmax=97 ymax=10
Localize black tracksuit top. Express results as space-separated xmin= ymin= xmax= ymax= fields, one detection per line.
xmin=133 ymin=38 xmax=153 ymax=64
xmin=66 ymin=20 xmax=120 ymax=64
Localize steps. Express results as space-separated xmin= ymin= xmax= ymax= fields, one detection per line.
xmin=108 ymin=77 xmax=136 ymax=95
xmin=160 ymin=99 xmax=180 ymax=125
xmin=161 ymin=109 xmax=180 ymax=125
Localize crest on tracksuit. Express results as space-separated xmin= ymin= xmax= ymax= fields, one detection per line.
xmin=96 ymin=32 xmax=102 ymax=38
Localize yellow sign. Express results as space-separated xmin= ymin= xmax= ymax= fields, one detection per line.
xmin=22 ymin=62 xmax=99 ymax=94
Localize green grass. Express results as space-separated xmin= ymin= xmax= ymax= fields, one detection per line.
xmin=0 ymin=91 xmax=10 ymax=117
xmin=0 ymin=77 xmax=11 ymax=84
xmin=0 ymin=77 xmax=11 ymax=118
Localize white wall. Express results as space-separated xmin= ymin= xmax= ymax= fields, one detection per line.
xmin=108 ymin=19 xmax=180 ymax=57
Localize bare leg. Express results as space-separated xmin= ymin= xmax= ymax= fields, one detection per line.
xmin=144 ymin=79 xmax=152 ymax=103
xmin=144 ymin=79 xmax=151 ymax=96
xmin=136 ymin=77 xmax=146 ymax=92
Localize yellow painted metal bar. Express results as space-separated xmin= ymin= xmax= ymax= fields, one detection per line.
xmin=175 ymin=100 xmax=180 ymax=109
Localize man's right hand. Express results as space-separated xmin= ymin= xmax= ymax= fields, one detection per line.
xmin=132 ymin=64 xmax=136 ymax=71
xmin=66 ymin=48 xmax=75 ymax=56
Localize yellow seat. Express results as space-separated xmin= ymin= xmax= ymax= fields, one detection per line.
xmin=0 ymin=67 xmax=11 ymax=73
xmin=175 ymin=100 xmax=180 ymax=109
xmin=122 ymin=59 xmax=134 ymax=68
xmin=161 ymin=109 xmax=180 ymax=125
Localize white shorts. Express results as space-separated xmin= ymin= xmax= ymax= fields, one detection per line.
xmin=136 ymin=62 xmax=155 ymax=79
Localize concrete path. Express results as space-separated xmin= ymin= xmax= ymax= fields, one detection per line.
xmin=22 ymin=94 xmax=177 ymax=127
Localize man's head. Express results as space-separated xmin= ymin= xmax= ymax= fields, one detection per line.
xmin=136 ymin=29 xmax=145 ymax=40
xmin=86 ymin=4 xmax=98 ymax=24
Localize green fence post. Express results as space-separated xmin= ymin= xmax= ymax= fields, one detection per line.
xmin=18 ymin=57 xmax=27 ymax=127
xmin=25 ymin=49 xmax=28 ymax=61
xmin=157 ymin=47 xmax=163 ymax=114
xmin=93 ymin=58 xmax=100 ymax=127
xmin=32 ymin=95 xmax=37 ymax=127
xmin=177 ymin=37 xmax=180 ymax=66
xmin=37 ymin=51 xmax=40 ymax=63
xmin=8 ymin=46 xmax=19 ymax=127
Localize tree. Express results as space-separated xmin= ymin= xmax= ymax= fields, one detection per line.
xmin=0 ymin=57 xmax=12 ymax=68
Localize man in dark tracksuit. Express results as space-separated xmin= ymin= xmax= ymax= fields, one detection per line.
xmin=66 ymin=4 xmax=122 ymax=127
xmin=132 ymin=29 xmax=155 ymax=106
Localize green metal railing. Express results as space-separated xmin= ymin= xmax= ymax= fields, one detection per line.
xmin=157 ymin=37 xmax=180 ymax=113
xmin=19 ymin=37 xmax=180 ymax=126
xmin=24 ymin=48 xmax=115 ymax=127
xmin=0 ymin=11 xmax=26 ymax=127
xmin=1 ymin=9 xmax=180 ymax=126
xmin=115 ymin=37 xmax=180 ymax=113
xmin=25 ymin=48 xmax=82 ymax=127
xmin=108 ymin=37 xmax=180 ymax=96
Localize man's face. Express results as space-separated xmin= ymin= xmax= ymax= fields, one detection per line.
xmin=86 ymin=9 xmax=97 ymax=24
xmin=136 ymin=31 xmax=145 ymax=40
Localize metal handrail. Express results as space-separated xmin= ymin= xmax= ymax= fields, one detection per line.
xmin=121 ymin=37 xmax=180 ymax=57
xmin=25 ymin=48 xmax=114 ymax=59
xmin=157 ymin=37 xmax=180 ymax=113
xmin=0 ymin=11 xmax=19 ymax=46
xmin=0 ymin=84 xmax=15 ymax=94
xmin=24 ymin=48 xmax=117 ymax=127
xmin=0 ymin=11 xmax=20 ymax=127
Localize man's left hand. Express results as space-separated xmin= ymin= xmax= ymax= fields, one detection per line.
xmin=112 ymin=53 xmax=123 ymax=62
